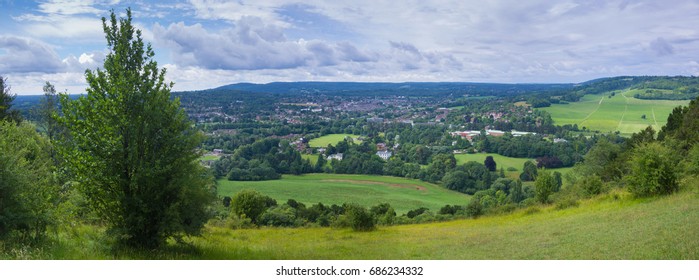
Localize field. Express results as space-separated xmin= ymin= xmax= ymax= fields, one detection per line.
xmin=542 ymin=90 xmax=689 ymax=135
xmin=454 ymin=153 xmax=570 ymax=181
xmin=308 ymin=134 xmax=361 ymax=147
xmin=36 ymin=187 xmax=699 ymax=259
xmin=216 ymin=174 xmax=471 ymax=214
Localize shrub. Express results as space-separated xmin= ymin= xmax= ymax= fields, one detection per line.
xmin=465 ymin=199 xmax=483 ymax=218
xmin=627 ymin=142 xmax=679 ymax=197
xmin=258 ymin=205 xmax=297 ymax=227
xmin=344 ymin=204 xmax=375 ymax=231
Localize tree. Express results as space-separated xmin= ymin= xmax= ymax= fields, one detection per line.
xmin=0 ymin=76 xmax=21 ymax=123
xmin=520 ymin=160 xmax=538 ymax=181
xmin=627 ymin=142 xmax=679 ymax=197
xmin=534 ymin=169 xmax=556 ymax=204
xmin=0 ymin=121 xmax=57 ymax=241
xmin=57 ymin=9 xmax=215 ymax=248
xmin=230 ymin=190 xmax=277 ymax=224
xmin=484 ymin=156 xmax=497 ymax=172
xmin=33 ymin=82 xmax=61 ymax=142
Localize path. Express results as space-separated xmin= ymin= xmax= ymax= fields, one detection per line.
xmin=579 ymin=96 xmax=605 ymax=127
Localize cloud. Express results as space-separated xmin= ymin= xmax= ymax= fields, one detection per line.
xmin=649 ymin=37 xmax=674 ymax=56
xmin=0 ymin=36 xmax=65 ymax=73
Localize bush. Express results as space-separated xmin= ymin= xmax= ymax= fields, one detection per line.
xmin=555 ymin=198 xmax=580 ymax=210
xmin=465 ymin=199 xmax=483 ymax=218
xmin=579 ymin=175 xmax=604 ymax=196
xmin=344 ymin=204 xmax=375 ymax=231
xmin=627 ymin=142 xmax=679 ymax=197
xmin=258 ymin=205 xmax=297 ymax=227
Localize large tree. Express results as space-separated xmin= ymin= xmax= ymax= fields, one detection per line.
xmin=58 ymin=9 xmax=214 ymax=248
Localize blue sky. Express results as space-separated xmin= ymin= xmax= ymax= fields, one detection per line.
xmin=2 ymin=0 xmax=699 ymax=95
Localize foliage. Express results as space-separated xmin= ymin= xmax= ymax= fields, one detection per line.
xmin=484 ymin=156 xmax=497 ymax=171
xmin=230 ymin=190 xmax=277 ymax=224
xmin=56 ymin=9 xmax=215 ymax=248
xmin=343 ymin=204 xmax=376 ymax=231
xmin=519 ymin=161 xmax=538 ymax=181
xmin=0 ymin=76 xmax=22 ymax=123
xmin=626 ymin=142 xmax=679 ymax=197
xmin=534 ymin=170 xmax=557 ymax=204
xmin=0 ymin=121 xmax=57 ymax=242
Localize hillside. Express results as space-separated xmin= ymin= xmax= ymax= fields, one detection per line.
xmin=542 ymin=89 xmax=689 ymax=135
xmin=36 ymin=187 xmax=698 ymax=259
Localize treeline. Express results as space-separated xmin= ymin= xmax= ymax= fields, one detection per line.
xmin=216 ymin=190 xmax=488 ymax=231
xmin=212 ymin=138 xmax=314 ymax=180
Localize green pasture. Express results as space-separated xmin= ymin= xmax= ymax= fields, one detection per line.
xmin=199 ymin=154 xmax=221 ymax=161
xmin=300 ymin=154 xmax=319 ymax=165
xmin=542 ymin=90 xmax=689 ymax=135
xmin=216 ymin=174 xmax=471 ymax=214
xmin=308 ymin=134 xmax=362 ymax=147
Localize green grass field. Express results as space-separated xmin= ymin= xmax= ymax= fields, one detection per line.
xmin=300 ymin=154 xmax=319 ymax=165
xmin=454 ymin=153 xmax=570 ymax=180
xmin=308 ymin=134 xmax=361 ymax=147
xmin=542 ymin=91 xmax=689 ymax=135
xmin=217 ymin=174 xmax=471 ymax=214
xmin=33 ymin=187 xmax=699 ymax=259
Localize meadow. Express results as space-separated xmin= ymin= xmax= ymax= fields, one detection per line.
xmin=542 ymin=90 xmax=689 ymax=135
xmin=454 ymin=153 xmax=571 ymax=181
xmin=308 ymin=134 xmax=362 ymax=147
xmin=26 ymin=186 xmax=699 ymax=259
xmin=216 ymin=174 xmax=471 ymax=214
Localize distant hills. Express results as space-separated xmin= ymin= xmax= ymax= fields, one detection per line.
xmin=212 ymin=81 xmax=575 ymax=97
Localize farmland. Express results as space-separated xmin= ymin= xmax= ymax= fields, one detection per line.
xmin=216 ymin=174 xmax=471 ymax=214
xmin=542 ymin=90 xmax=689 ymax=135
xmin=308 ymin=134 xmax=362 ymax=147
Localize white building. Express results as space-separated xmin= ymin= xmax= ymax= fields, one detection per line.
xmin=376 ymin=150 xmax=393 ymax=161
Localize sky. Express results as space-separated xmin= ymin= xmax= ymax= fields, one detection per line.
xmin=1 ymin=0 xmax=699 ymax=95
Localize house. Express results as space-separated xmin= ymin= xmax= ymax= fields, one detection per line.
xmin=553 ymin=138 xmax=568 ymax=143
xmin=376 ymin=150 xmax=392 ymax=161
xmin=212 ymin=149 xmax=223 ymax=155
xmin=327 ymin=153 xmax=343 ymax=161
xmin=376 ymin=143 xmax=387 ymax=151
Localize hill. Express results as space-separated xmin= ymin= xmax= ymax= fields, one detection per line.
xmin=37 ymin=187 xmax=699 ymax=259
xmin=542 ymin=89 xmax=689 ymax=135
xmin=213 ymin=81 xmax=574 ymax=97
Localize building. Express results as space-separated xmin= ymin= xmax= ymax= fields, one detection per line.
xmin=376 ymin=150 xmax=392 ymax=161
xmin=327 ymin=153 xmax=343 ymax=161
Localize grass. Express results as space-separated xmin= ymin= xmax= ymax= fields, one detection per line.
xmin=300 ymin=154 xmax=319 ymax=165
xmin=22 ymin=187 xmax=699 ymax=259
xmin=454 ymin=153 xmax=569 ymax=180
xmin=308 ymin=134 xmax=361 ymax=148
xmin=216 ymin=174 xmax=471 ymax=214
xmin=542 ymin=91 xmax=689 ymax=135
xmin=199 ymin=154 xmax=221 ymax=161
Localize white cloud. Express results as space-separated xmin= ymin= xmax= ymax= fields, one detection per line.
xmin=0 ymin=36 xmax=65 ymax=73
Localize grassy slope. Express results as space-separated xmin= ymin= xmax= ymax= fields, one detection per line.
xmin=217 ymin=174 xmax=471 ymax=214
xmin=542 ymin=90 xmax=688 ymax=135
xmin=21 ymin=188 xmax=698 ymax=259
xmin=308 ymin=134 xmax=361 ymax=148
xmin=194 ymin=188 xmax=699 ymax=259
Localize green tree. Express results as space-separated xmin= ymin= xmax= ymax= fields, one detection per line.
xmin=230 ymin=190 xmax=277 ymax=224
xmin=33 ymin=82 xmax=61 ymax=142
xmin=534 ymin=170 xmax=556 ymax=204
xmin=627 ymin=142 xmax=679 ymax=197
xmin=484 ymin=156 xmax=496 ymax=172
xmin=519 ymin=160 xmax=538 ymax=181
xmin=0 ymin=76 xmax=21 ymax=123
xmin=57 ymin=9 xmax=215 ymax=248
xmin=0 ymin=121 xmax=57 ymax=241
